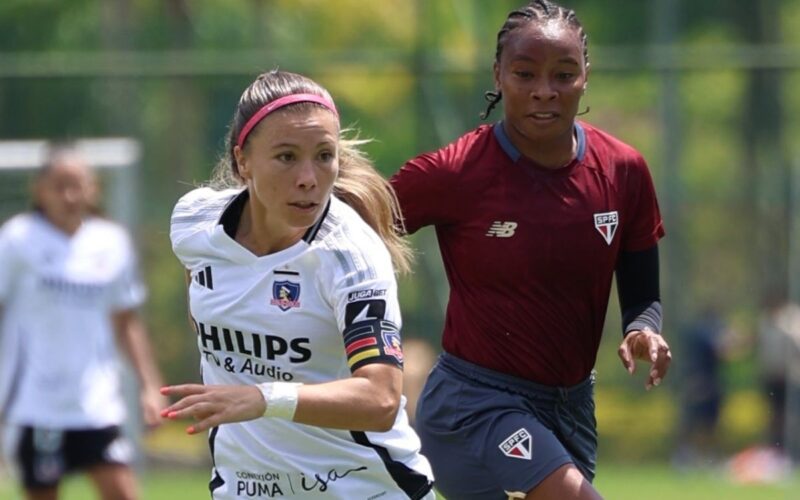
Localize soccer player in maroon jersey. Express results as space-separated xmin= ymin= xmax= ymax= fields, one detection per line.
xmin=390 ymin=1 xmax=672 ymax=499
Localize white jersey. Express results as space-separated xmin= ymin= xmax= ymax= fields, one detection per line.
xmin=171 ymin=188 xmax=433 ymax=500
xmin=0 ymin=213 xmax=146 ymax=428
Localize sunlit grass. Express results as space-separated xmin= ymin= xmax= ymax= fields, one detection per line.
xmin=0 ymin=462 xmax=796 ymax=499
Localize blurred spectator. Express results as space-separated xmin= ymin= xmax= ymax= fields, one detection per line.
xmin=673 ymin=307 xmax=738 ymax=468
xmin=757 ymin=295 xmax=800 ymax=452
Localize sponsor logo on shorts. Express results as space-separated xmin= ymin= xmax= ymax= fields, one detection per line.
xmin=232 ymin=466 xmax=370 ymax=497
xmin=104 ymin=436 xmax=134 ymax=463
xmin=593 ymin=211 xmax=618 ymax=245
xmin=499 ymin=428 xmax=532 ymax=460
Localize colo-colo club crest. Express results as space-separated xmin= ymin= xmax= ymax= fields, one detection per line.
xmin=270 ymin=281 xmax=301 ymax=311
xmin=593 ymin=211 xmax=618 ymax=245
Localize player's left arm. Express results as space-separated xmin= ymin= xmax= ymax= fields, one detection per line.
xmin=615 ymin=245 xmax=672 ymax=390
xmin=113 ymin=308 xmax=167 ymax=428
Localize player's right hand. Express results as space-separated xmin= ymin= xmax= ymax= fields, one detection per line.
xmin=160 ymin=384 xmax=266 ymax=434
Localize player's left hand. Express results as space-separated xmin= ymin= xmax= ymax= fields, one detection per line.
xmin=160 ymin=384 xmax=265 ymax=434
xmin=618 ymin=329 xmax=672 ymax=390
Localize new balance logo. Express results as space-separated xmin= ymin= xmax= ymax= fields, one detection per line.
xmin=486 ymin=221 xmax=518 ymax=238
xmin=194 ymin=266 xmax=214 ymax=290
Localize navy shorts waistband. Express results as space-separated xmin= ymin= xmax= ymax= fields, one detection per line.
xmin=438 ymin=352 xmax=594 ymax=402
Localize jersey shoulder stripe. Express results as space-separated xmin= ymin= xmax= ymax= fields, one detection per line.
xmin=170 ymin=187 xmax=241 ymax=247
xmin=0 ymin=213 xmax=36 ymax=249
xmin=314 ymin=198 xmax=391 ymax=287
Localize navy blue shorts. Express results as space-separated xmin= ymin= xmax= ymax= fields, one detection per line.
xmin=415 ymin=353 xmax=597 ymax=500
xmin=16 ymin=425 xmax=133 ymax=489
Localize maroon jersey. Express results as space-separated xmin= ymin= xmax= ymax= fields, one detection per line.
xmin=391 ymin=122 xmax=664 ymax=385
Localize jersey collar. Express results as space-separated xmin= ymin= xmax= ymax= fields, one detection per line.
xmin=219 ymin=189 xmax=331 ymax=244
xmin=492 ymin=120 xmax=586 ymax=164
xmin=219 ymin=189 xmax=249 ymax=238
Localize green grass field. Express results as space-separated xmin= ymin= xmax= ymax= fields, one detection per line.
xmin=0 ymin=463 xmax=797 ymax=499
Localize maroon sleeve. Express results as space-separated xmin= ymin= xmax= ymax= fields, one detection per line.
xmin=390 ymin=145 xmax=460 ymax=235
xmin=621 ymin=153 xmax=665 ymax=251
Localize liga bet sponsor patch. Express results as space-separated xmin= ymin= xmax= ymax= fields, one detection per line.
xmin=499 ymin=428 xmax=532 ymax=460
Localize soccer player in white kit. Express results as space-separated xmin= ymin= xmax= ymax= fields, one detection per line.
xmin=162 ymin=70 xmax=435 ymax=500
xmin=0 ymin=145 xmax=165 ymax=500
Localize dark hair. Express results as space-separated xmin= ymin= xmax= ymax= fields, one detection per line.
xmin=32 ymin=141 xmax=101 ymax=215
xmin=39 ymin=141 xmax=82 ymax=179
xmin=481 ymin=0 xmax=589 ymax=120
xmin=211 ymin=70 xmax=413 ymax=274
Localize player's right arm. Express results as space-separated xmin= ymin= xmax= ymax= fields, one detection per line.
xmin=183 ymin=269 xmax=196 ymax=333
xmin=0 ymin=218 xmax=23 ymax=420
xmin=161 ymin=361 xmax=402 ymax=434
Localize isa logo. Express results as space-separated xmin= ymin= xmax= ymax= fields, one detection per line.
xmin=593 ymin=211 xmax=618 ymax=245
xmin=270 ymin=281 xmax=301 ymax=311
xmin=498 ymin=428 xmax=532 ymax=460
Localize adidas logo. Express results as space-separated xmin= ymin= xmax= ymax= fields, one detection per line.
xmin=486 ymin=221 xmax=518 ymax=238
xmin=194 ymin=266 xmax=214 ymax=290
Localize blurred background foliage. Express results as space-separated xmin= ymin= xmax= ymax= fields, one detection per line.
xmin=1 ymin=0 xmax=799 ymax=465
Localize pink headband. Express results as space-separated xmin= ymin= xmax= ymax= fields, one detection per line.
xmin=236 ymin=93 xmax=339 ymax=148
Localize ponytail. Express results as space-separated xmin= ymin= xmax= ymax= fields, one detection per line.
xmin=335 ymin=133 xmax=413 ymax=275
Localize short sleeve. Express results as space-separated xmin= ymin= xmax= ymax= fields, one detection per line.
xmin=170 ymin=187 xmax=220 ymax=251
xmin=0 ymin=221 xmax=21 ymax=303
xmin=110 ymin=231 xmax=147 ymax=311
xmin=390 ymin=146 xmax=460 ymax=235
xmin=621 ymin=154 xmax=665 ymax=251
xmin=326 ymin=240 xmax=405 ymax=373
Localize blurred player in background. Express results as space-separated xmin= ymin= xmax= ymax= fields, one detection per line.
xmin=0 ymin=144 xmax=165 ymax=500
xmin=390 ymin=1 xmax=672 ymax=499
xmin=757 ymin=293 xmax=800 ymax=453
xmin=162 ymin=70 xmax=434 ymax=500
xmin=673 ymin=305 xmax=739 ymax=468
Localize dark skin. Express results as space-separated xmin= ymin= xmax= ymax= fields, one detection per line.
xmin=492 ymin=19 xmax=671 ymax=500
xmin=494 ymin=20 xmax=587 ymax=169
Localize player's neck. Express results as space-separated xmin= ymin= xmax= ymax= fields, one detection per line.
xmin=513 ymin=128 xmax=576 ymax=170
xmin=236 ymin=200 xmax=304 ymax=256
xmin=44 ymin=214 xmax=83 ymax=236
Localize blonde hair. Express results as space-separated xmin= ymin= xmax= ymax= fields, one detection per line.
xmin=335 ymin=135 xmax=413 ymax=275
xmin=210 ymin=70 xmax=413 ymax=275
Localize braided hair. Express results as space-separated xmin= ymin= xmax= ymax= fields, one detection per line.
xmin=481 ymin=0 xmax=589 ymax=120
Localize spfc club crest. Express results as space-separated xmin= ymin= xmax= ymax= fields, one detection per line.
xmin=270 ymin=280 xmax=301 ymax=311
xmin=593 ymin=210 xmax=618 ymax=245
xmin=498 ymin=428 xmax=532 ymax=460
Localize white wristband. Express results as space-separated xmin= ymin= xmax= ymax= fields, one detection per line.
xmin=256 ymin=382 xmax=302 ymax=420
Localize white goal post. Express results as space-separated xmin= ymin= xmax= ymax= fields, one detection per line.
xmin=0 ymin=138 xmax=141 ymax=228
